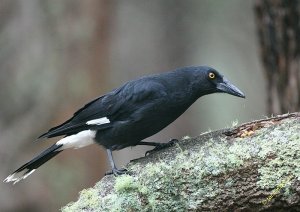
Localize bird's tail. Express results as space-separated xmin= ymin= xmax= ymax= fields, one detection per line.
xmin=4 ymin=144 xmax=63 ymax=184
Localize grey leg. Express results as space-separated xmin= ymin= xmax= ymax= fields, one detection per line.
xmin=105 ymin=149 xmax=127 ymax=176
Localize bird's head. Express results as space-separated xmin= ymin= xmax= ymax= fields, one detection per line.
xmin=188 ymin=66 xmax=245 ymax=98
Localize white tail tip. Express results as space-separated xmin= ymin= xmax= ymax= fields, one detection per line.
xmin=4 ymin=169 xmax=36 ymax=184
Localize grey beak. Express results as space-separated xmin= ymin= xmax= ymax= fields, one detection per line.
xmin=216 ymin=78 xmax=245 ymax=98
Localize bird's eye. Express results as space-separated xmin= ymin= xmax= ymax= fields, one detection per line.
xmin=208 ymin=72 xmax=215 ymax=79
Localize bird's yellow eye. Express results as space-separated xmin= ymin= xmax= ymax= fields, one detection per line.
xmin=208 ymin=72 xmax=215 ymax=79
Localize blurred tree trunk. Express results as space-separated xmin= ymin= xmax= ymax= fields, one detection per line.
xmin=255 ymin=0 xmax=300 ymax=115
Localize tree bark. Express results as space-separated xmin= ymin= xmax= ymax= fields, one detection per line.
xmin=254 ymin=0 xmax=300 ymax=115
xmin=62 ymin=113 xmax=300 ymax=211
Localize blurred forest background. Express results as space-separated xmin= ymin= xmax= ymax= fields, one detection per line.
xmin=0 ymin=0 xmax=268 ymax=211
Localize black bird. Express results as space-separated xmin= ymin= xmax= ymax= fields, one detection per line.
xmin=4 ymin=66 xmax=245 ymax=184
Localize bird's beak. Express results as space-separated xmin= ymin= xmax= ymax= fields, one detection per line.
xmin=216 ymin=78 xmax=245 ymax=98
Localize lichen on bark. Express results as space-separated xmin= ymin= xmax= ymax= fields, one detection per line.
xmin=62 ymin=113 xmax=300 ymax=211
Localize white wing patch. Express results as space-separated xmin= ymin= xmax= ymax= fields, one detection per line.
xmin=86 ymin=117 xmax=110 ymax=125
xmin=56 ymin=130 xmax=96 ymax=150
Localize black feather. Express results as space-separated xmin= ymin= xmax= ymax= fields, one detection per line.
xmin=12 ymin=144 xmax=62 ymax=174
xmin=5 ymin=66 xmax=245 ymax=183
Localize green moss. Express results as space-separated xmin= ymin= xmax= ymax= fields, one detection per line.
xmin=255 ymin=119 xmax=300 ymax=188
xmin=114 ymin=175 xmax=137 ymax=193
xmin=62 ymin=115 xmax=300 ymax=211
xmin=62 ymin=188 xmax=100 ymax=212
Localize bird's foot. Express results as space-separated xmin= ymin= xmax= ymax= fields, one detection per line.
xmin=105 ymin=168 xmax=127 ymax=176
xmin=145 ymin=139 xmax=178 ymax=156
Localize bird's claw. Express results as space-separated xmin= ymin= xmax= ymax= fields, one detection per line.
xmin=105 ymin=168 xmax=127 ymax=176
xmin=145 ymin=139 xmax=178 ymax=156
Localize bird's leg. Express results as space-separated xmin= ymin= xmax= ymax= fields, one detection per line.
xmin=105 ymin=149 xmax=127 ymax=176
xmin=138 ymin=139 xmax=178 ymax=156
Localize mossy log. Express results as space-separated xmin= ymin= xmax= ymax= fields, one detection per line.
xmin=62 ymin=113 xmax=300 ymax=211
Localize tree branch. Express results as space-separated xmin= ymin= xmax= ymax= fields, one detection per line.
xmin=62 ymin=113 xmax=300 ymax=211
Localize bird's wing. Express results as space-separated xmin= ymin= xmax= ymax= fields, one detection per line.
xmin=37 ymin=94 xmax=112 ymax=139
xmin=38 ymin=79 xmax=167 ymax=139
